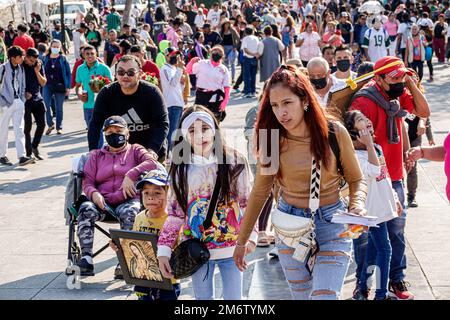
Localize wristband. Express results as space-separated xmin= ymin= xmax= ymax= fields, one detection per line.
xmin=236 ymin=242 xmax=247 ymax=248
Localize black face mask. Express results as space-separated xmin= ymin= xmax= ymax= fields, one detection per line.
xmin=105 ymin=133 xmax=127 ymax=148
xmin=310 ymin=77 xmax=328 ymax=90
xmin=169 ymin=55 xmax=177 ymax=65
xmin=386 ymin=82 xmax=405 ymax=99
xmin=211 ymin=52 xmax=222 ymax=62
xmin=336 ymin=59 xmax=351 ymax=72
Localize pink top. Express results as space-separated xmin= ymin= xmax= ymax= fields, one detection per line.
xmin=384 ymin=21 xmax=399 ymax=36
xmin=323 ymin=32 xmax=343 ymax=47
xmin=299 ymin=31 xmax=321 ymax=62
xmin=444 ymin=133 xmax=450 ymax=201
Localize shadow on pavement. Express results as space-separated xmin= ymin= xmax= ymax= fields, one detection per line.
xmin=0 ymin=257 xmax=129 ymax=300
xmin=0 ymin=171 xmax=70 ymax=195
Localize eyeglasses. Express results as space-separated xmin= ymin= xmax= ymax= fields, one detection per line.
xmin=117 ymin=69 xmax=138 ymax=77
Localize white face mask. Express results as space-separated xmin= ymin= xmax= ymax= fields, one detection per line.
xmin=51 ymin=47 xmax=60 ymax=55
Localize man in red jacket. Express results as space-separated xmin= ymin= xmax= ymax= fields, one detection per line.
xmin=350 ymin=56 xmax=430 ymax=300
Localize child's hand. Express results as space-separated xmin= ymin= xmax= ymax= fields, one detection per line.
xmin=109 ymin=240 xmax=119 ymax=252
xmin=356 ymin=129 xmax=374 ymax=146
xmin=158 ymin=256 xmax=174 ymax=279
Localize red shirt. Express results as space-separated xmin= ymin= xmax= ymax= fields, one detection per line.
xmin=13 ymin=35 xmax=35 ymax=51
xmin=142 ymin=60 xmax=160 ymax=80
xmin=350 ymin=80 xmax=415 ymax=181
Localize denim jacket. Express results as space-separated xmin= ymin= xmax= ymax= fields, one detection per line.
xmin=0 ymin=61 xmax=26 ymax=107
xmin=42 ymin=54 xmax=71 ymax=89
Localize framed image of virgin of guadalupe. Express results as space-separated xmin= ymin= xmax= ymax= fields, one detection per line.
xmin=110 ymin=229 xmax=173 ymax=290
xmin=327 ymin=75 xmax=374 ymax=120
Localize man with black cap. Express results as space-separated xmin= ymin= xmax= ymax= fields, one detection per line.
xmin=88 ymin=54 xmax=168 ymax=161
xmin=350 ymin=56 xmax=430 ymax=300
xmin=78 ymin=115 xmax=159 ymax=277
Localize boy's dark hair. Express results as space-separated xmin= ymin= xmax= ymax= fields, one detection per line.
xmin=26 ymin=47 xmax=39 ymax=58
xmin=17 ymin=24 xmax=28 ymax=33
xmin=245 ymin=26 xmax=254 ymax=35
xmin=334 ymin=44 xmax=351 ymax=55
xmin=263 ymin=25 xmax=272 ymax=36
xmin=119 ymin=39 xmax=132 ymax=51
xmin=321 ymin=44 xmax=335 ymax=55
xmin=37 ymin=43 xmax=47 ymax=53
xmin=356 ymin=61 xmax=374 ymax=77
xmin=8 ymin=46 xmax=24 ymax=59
xmin=83 ymin=45 xmax=96 ymax=52
xmin=130 ymin=45 xmax=143 ymax=53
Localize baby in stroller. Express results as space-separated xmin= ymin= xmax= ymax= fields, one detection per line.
xmin=77 ymin=116 xmax=159 ymax=277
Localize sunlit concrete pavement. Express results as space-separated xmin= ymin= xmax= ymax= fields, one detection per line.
xmin=0 ymin=60 xmax=449 ymax=300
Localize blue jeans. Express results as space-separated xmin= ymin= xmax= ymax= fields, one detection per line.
xmin=353 ymin=232 xmax=370 ymax=284
xmin=84 ymin=108 xmax=104 ymax=148
xmin=242 ymin=56 xmax=257 ymax=95
xmin=388 ymin=180 xmax=407 ymax=283
xmin=359 ymin=222 xmax=392 ymax=299
xmin=224 ymin=45 xmax=237 ymax=81
xmin=276 ymin=198 xmax=352 ymax=300
xmin=167 ymin=106 xmax=183 ymax=151
xmin=42 ymin=86 xmax=65 ymax=130
xmin=191 ymin=257 xmax=242 ymax=300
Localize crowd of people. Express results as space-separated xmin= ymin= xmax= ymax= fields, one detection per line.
xmin=0 ymin=0 xmax=449 ymax=301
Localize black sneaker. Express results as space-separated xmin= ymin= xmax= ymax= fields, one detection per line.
xmin=0 ymin=157 xmax=13 ymax=166
xmin=18 ymin=156 xmax=35 ymax=166
xmin=32 ymin=147 xmax=44 ymax=160
xmin=77 ymin=258 xmax=95 ymax=277
xmin=408 ymin=198 xmax=418 ymax=208
xmin=114 ymin=263 xmax=124 ymax=280
xmin=352 ymin=287 xmax=369 ymax=300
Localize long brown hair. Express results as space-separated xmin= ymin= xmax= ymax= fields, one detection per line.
xmin=255 ymin=65 xmax=330 ymax=169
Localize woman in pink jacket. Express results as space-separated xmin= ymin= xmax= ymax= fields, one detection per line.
xmin=76 ymin=115 xmax=158 ymax=277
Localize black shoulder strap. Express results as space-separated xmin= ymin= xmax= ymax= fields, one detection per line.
xmin=202 ymin=167 xmax=222 ymax=230
xmin=328 ymin=122 xmax=344 ymax=176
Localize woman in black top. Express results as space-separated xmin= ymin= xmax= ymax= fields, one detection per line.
xmin=220 ymin=19 xmax=240 ymax=83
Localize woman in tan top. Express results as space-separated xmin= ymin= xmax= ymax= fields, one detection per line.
xmin=234 ymin=65 xmax=367 ymax=300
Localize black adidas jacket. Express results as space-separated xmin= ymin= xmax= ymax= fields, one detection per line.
xmin=88 ymin=81 xmax=169 ymax=156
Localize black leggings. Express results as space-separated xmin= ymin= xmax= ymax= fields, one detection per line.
xmin=24 ymin=99 xmax=46 ymax=157
xmin=426 ymin=58 xmax=434 ymax=77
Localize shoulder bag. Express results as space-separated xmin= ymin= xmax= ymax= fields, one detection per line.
xmin=169 ymin=173 xmax=221 ymax=279
xmin=271 ymin=157 xmax=322 ymax=275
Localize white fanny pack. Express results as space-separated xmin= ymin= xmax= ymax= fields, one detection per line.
xmin=271 ymin=157 xmax=321 ymax=269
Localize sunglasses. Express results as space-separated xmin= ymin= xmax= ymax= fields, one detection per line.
xmin=117 ymin=69 xmax=138 ymax=77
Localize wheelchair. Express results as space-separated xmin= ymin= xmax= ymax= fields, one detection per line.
xmin=64 ymin=155 xmax=121 ymax=278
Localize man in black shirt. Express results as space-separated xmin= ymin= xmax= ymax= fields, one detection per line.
xmin=202 ymin=23 xmax=222 ymax=48
xmin=31 ymin=22 xmax=49 ymax=49
xmin=4 ymin=23 xmax=17 ymax=48
xmin=88 ymin=55 xmax=168 ymax=160
xmin=23 ymin=48 xmax=47 ymax=160
xmin=118 ymin=24 xmax=137 ymax=46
